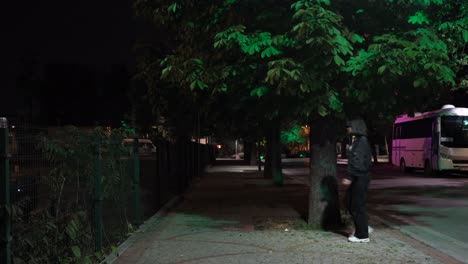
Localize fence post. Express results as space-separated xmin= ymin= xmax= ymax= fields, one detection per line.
xmin=94 ymin=129 xmax=103 ymax=252
xmin=133 ymin=138 xmax=142 ymax=226
xmin=0 ymin=118 xmax=11 ymax=264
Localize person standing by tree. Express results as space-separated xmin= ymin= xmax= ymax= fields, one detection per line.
xmin=342 ymin=118 xmax=373 ymax=243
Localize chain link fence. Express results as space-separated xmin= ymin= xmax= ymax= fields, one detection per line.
xmin=1 ymin=121 xmax=214 ymax=264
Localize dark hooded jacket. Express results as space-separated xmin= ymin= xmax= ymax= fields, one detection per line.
xmin=347 ymin=119 xmax=372 ymax=177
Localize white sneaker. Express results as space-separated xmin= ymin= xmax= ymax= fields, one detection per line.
xmin=351 ymin=226 xmax=374 ymax=236
xmin=348 ymin=235 xmax=370 ymax=243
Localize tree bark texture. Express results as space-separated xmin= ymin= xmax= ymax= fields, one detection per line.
xmin=263 ymin=131 xmax=272 ymax=179
xmin=244 ymin=140 xmax=258 ymax=166
xmin=263 ymin=119 xmax=283 ymax=185
xmin=308 ymin=117 xmax=342 ymax=229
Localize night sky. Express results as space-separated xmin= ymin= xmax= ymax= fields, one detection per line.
xmin=3 ymin=0 xmax=136 ymax=126
xmin=2 ymin=1 xmax=466 ymax=126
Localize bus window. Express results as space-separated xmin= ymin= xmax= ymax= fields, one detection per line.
xmin=441 ymin=116 xmax=468 ymax=148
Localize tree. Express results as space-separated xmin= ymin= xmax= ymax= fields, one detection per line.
xmin=338 ymin=0 xmax=466 ymax=166
xmin=134 ymin=0 xmax=357 ymax=228
xmin=343 ymin=0 xmax=465 ymax=116
xmin=134 ymin=0 xmax=466 ymax=229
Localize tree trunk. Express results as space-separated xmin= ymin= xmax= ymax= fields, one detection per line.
xmin=308 ymin=117 xmax=342 ymax=230
xmin=270 ymin=119 xmax=283 ymax=186
xmin=263 ymin=119 xmax=283 ymax=185
xmin=264 ymin=130 xmax=272 ymax=178
xmin=386 ymin=132 xmax=393 ymax=164
xmin=243 ymin=140 xmax=257 ymax=166
xmin=250 ymin=142 xmax=257 ymax=166
xmin=257 ymin=141 xmax=262 ymax=171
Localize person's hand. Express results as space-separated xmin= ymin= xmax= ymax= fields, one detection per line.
xmin=341 ymin=178 xmax=351 ymax=185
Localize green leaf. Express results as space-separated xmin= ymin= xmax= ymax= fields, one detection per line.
xmin=246 ymin=44 xmax=258 ymax=55
xmin=214 ymin=39 xmax=224 ymax=48
xmin=95 ymin=251 xmax=104 ymax=259
xmin=317 ymin=0 xmax=331 ymax=5
xmin=250 ymin=86 xmax=268 ymax=97
xmin=352 ymin=34 xmax=365 ymax=44
xmin=190 ymin=80 xmax=197 ymax=90
xmin=220 ymin=84 xmax=228 ymax=92
xmin=413 ymin=78 xmax=423 ymax=87
xmin=261 ymin=46 xmax=282 ymax=58
xmin=71 ymin=246 xmax=81 ymax=257
xmin=356 ymin=9 xmax=364 ymax=14
xmin=463 ymin=30 xmax=468 ymax=43
xmin=377 ymin=65 xmax=386 ymax=74
xmin=408 ymin=11 xmax=430 ymax=25
xmin=66 ymin=219 xmax=78 ymax=240
xmin=291 ymin=2 xmax=303 ymax=11
xmin=168 ymin=3 xmax=178 ymax=13
xmin=318 ymin=105 xmax=328 ymax=117
xmin=333 ymin=55 xmax=345 ymax=66
xmin=111 ymin=246 xmax=118 ymax=254
xmin=266 ymin=68 xmax=281 ymax=83
xmin=161 ymin=66 xmax=172 ymax=79
xmin=196 ymin=80 xmax=206 ymax=90
xmin=328 ymin=93 xmax=342 ymax=111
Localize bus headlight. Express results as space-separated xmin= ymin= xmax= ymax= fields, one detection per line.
xmin=440 ymin=152 xmax=451 ymax=159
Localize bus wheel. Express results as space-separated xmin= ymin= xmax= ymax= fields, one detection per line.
xmin=400 ymin=159 xmax=407 ymax=173
xmin=424 ymin=160 xmax=433 ymax=177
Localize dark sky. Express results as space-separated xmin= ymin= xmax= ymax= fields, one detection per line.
xmin=6 ymin=0 xmax=135 ymax=66
xmin=3 ymin=0 xmax=137 ymax=126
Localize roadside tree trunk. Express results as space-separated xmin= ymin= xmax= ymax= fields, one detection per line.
xmin=386 ymin=132 xmax=393 ymax=164
xmin=270 ymin=118 xmax=283 ymax=186
xmin=263 ymin=119 xmax=283 ymax=185
xmin=243 ymin=140 xmax=257 ymax=166
xmin=308 ymin=117 xmax=342 ymax=230
xmin=264 ymin=131 xmax=272 ymax=178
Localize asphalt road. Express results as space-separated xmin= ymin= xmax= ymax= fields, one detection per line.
xmin=281 ymin=158 xmax=468 ymax=263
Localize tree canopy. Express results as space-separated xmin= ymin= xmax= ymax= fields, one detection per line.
xmin=135 ymin=0 xmax=466 ymax=134
xmin=134 ymin=0 xmax=467 ymax=227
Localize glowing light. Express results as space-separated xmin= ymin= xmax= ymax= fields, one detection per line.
xmin=216 ymin=144 xmax=222 ymax=149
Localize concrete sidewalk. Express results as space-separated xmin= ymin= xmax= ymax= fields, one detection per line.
xmin=105 ymin=165 xmax=461 ymax=264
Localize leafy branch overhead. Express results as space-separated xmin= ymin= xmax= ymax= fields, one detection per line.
xmin=135 ymin=0 xmax=466 ymax=124
xmin=177 ymin=0 xmax=358 ymax=117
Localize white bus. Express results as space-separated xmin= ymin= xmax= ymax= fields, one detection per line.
xmin=392 ymin=105 xmax=468 ymax=175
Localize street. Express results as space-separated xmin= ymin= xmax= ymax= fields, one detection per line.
xmin=282 ymin=158 xmax=468 ymax=263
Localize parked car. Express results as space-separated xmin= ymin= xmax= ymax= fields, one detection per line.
xmin=123 ymin=138 xmax=157 ymax=156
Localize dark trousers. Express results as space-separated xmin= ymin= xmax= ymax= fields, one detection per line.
xmin=345 ymin=175 xmax=370 ymax=238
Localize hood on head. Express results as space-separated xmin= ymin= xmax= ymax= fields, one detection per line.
xmin=347 ymin=118 xmax=367 ymax=136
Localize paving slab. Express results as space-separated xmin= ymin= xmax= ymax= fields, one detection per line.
xmin=105 ymin=164 xmax=460 ymax=264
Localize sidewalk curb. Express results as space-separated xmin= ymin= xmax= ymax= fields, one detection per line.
xmin=101 ymin=173 xmax=204 ymax=264
xmin=370 ymin=213 xmax=464 ymax=264
xmin=101 ymin=195 xmax=182 ymax=264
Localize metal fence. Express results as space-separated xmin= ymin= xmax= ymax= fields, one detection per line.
xmin=0 ymin=120 xmax=215 ymax=264
xmin=9 ymin=125 xmax=49 ymax=220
